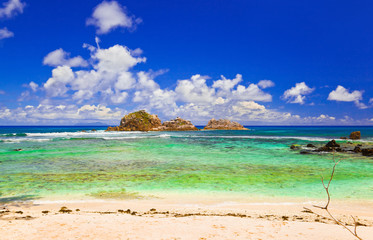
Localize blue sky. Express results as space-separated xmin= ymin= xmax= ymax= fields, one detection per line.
xmin=0 ymin=0 xmax=372 ymax=125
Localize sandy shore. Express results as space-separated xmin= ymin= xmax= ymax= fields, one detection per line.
xmin=1 ymin=197 xmax=373 ymax=240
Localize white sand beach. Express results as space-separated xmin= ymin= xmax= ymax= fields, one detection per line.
xmin=1 ymin=197 xmax=372 ymax=240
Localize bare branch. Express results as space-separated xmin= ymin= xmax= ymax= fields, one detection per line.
xmin=306 ymin=148 xmax=363 ymax=240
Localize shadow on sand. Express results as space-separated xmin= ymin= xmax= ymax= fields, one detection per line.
xmin=0 ymin=195 xmax=39 ymax=203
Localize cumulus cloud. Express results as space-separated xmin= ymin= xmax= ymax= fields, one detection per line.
xmin=0 ymin=0 xmax=25 ymax=19
xmin=258 ymin=80 xmax=275 ymax=89
xmin=86 ymin=1 xmax=141 ymax=34
xmin=43 ymin=49 xmax=88 ymax=67
xmin=282 ymin=82 xmax=314 ymax=104
xmin=175 ymin=75 xmax=216 ymax=104
xmin=0 ymin=27 xmax=14 ymax=39
xmin=327 ymin=85 xmax=362 ymax=102
xmin=43 ymin=44 xmax=146 ymax=104
xmin=327 ymin=85 xmax=367 ymax=109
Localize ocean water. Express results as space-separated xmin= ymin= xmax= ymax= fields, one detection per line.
xmin=0 ymin=126 xmax=373 ymax=202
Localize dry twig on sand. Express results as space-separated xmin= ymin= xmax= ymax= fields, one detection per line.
xmin=305 ymin=150 xmax=363 ymax=240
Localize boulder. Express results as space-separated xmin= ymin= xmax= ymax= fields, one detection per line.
xmin=349 ymin=131 xmax=361 ymax=140
xmin=106 ymin=110 xmax=162 ymax=131
xmin=325 ymin=140 xmax=340 ymax=148
xmin=290 ymin=144 xmax=300 ymax=150
xmin=155 ymin=117 xmax=198 ymax=131
xmin=340 ymin=137 xmax=348 ymax=140
xmin=306 ymin=144 xmax=316 ymax=148
xmin=316 ymin=140 xmax=340 ymax=152
xmin=362 ymin=148 xmax=373 ymax=156
xmin=353 ymin=146 xmax=362 ymax=153
xmin=203 ymin=118 xmax=248 ymax=130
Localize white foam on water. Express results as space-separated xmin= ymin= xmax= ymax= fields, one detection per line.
xmin=177 ymin=135 xmax=332 ymax=142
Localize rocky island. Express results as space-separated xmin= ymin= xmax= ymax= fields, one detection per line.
xmin=106 ymin=110 xmax=198 ymax=132
xmin=203 ymin=118 xmax=248 ymax=130
xmin=157 ymin=117 xmax=198 ymax=131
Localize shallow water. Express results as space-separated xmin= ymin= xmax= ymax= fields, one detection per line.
xmin=0 ymin=126 xmax=372 ymax=201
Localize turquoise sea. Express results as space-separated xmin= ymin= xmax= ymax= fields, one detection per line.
xmin=0 ymin=126 xmax=373 ymax=202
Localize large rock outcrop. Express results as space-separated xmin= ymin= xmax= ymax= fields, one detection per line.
xmin=156 ymin=117 xmax=198 ymax=131
xmin=203 ymin=118 xmax=248 ymax=130
xmin=106 ymin=111 xmax=198 ymax=132
xmin=106 ymin=110 xmax=162 ymax=131
xmin=349 ymin=131 xmax=361 ymax=140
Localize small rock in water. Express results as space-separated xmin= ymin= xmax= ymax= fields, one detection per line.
xmin=306 ymin=144 xmax=316 ymax=148
xmin=353 ymin=146 xmax=362 ymax=153
xmin=325 ymin=140 xmax=340 ymax=148
xmin=13 ymin=149 xmax=22 ymax=151
xmin=349 ymin=131 xmax=361 ymax=140
xmin=290 ymin=144 xmax=300 ymax=150
xmin=362 ymin=148 xmax=373 ymax=156
xmin=340 ymin=137 xmax=348 ymax=140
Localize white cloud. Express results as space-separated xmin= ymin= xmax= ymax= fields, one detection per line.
xmin=0 ymin=1 xmax=25 ymax=41
xmin=42 ymin=44 xmax=146 ymax=104
xmin=174 ymin=74 xmax=272 ymax=106
xmin=315 ymin=114 xmax=335 ymax=121
xmin=29 ymin=81 xmax=38 ymax=92
xmin=43 ymin=49 xmax=88 ymax=67
xmin=0 ymin=104 xmax=124 ymax=124
xmin=327 ymin=85 xmax=362 ymax=102
xmin=0 ymin=27 xmax=14 ymax=39
xmin=327 ymin=85 xmax=367 ymax=109
xmin=354 ymin=101 xmax=368 ymax=109
xmin=175 ymin=75 xmax=216 ymax=104
xmin=86 ymin=1 xmax=141 ymax=34
xmin=283 ymin=82 xmax=314 ymax=104
xmin=230 ymin=84 xmax=272 ymax=102
xmin=232 ymin=101 xmax=266 ymax=115
xmin=0 ymin=0 xmax=25 ymax=19
xmin=133 ymin=71 xmax=177 ymax=112
xmin=212 ymin=74 xmax=242 ymax=92
xmin=258 ymin=80 xmax=275 ymax=89
xmin=44 ymin=66 xmax=75 ymax=97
